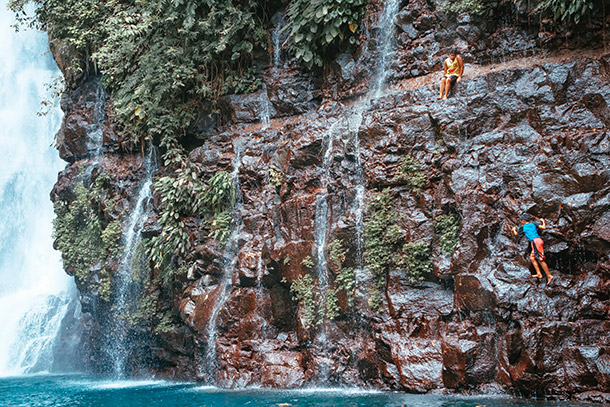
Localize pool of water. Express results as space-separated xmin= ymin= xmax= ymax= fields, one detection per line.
xmin=0 ymin=375 xmax=592 ymax=407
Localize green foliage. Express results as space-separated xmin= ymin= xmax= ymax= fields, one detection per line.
xmin=535 ymin=0 xmax=595 ymax=23
xmin=101 ymin=220 xmax=123 ymax=258
xmin=444 ymin=0 xmax=597 ymax=24
xmin=328 ymin=239 xmax=355 ymax=308
xmin=364 ymin=189 xmax=404 ymax=311
xmin=149 ymin=169 xmax=235 ymax=284
xmin=396 ymin=155 xmax=426 ymax=193
xmin=53 ymin=179 xmax=122 ymax=285
xmin=155 ymin=311 xmax=178 ymax=334
xmin=290 ymin=274 xmax=318 ymax=329
xmin=445 ymin=0 xmax=486 ymax=15
xmin=326 ymin=289 xmax=340 ymax=320
xmin=210 ymin=210 xmax=233 ymax=243
xmin=328 ymin=239 xmax=346 ymax=266
xmin=123 ymin=293 xmax=157 ymax=328
xmin=287 ymin=0 xmax=367 ymax=68
xmin=10 ymin=0 xmax=112 ymax=78
xmin=11 ymin=0 xmax=267 ymax=151
xmin=335 ymin=267 xmax=355 ymax=307
xmin=268 ymin=168 xmax=283 ymax=187
xmin=97 ymin=269 xmax=113 ymax=302
xmin=364 ymin=189 xmax=432 ymax=310
xmin=397 ymin=242 xmax=432 ymax=283
xmin=301 ymin=255 xmax=314 ymax=270
xmin=434 ymin=212 xmax=461 ymax=255
xmin=204 ymin=171 xmax=236 ymax=212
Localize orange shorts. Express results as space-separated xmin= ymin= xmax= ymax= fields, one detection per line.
xmin=530 ymin=237 xmax=545 ymax=261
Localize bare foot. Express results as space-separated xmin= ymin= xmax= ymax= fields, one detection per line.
xmin=437 ymin=96 xmax=442 ymax=100
xmin=442 ymin=96 xmax=448 ymax=100
xmin=533 ymin=273 xmax=542 ymax=278
xmin=547 ymin=275 xmax=554 ymax=284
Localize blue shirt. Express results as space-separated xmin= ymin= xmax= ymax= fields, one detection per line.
xmin=518 ymin=222 xmax=541 ymax=241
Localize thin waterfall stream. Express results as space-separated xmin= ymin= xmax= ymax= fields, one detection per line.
xmin=107 ymin=147 xmax=158 ymax=377
xmin=309 ymin=0 xmax=401 ymax=380
xmin=203 ymin=139 xmax=245 ymax=381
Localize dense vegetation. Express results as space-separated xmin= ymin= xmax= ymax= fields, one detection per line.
xmin=445 ymin=0 xmax=604 ymax=24
xmin=10 ymin=0 xmax=367 ymax=158
xmin=53 ymin=173 xmax=122 ymax=293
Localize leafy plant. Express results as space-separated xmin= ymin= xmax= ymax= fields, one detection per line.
xmin=535 ymin=0 xmax=595 ymax=23
xmin=155 ymin=311 xmax=178 ymax=334
xmin=53 ymin=179 xmax=122 ymax=286
xmin=434 ymin=212 xmax=461 ymax=255
xmin=326 ymin=289 xmax=340 ymax=320
xmin=290 ymin=274 xmax=318 ymax=329
xmin=395 ymin=155 xmax=426 ymax=193
xmin=364 ymin=189 xmax=432 ymax=310
xmin=268 ymin=168 xmax=283 ymax=187
xmin=445 ymin=0 xmax=486 ymax=15
xmin=335 ymin=267 xmax=355 ymax=307
xmin=396 ymin=241 xmax=432 ymax=283
xmin=301 ymin=255 xmax=315 ymax=270
xmin=149 ymin=169 xmax=235 ymax=284
xmin=328 ymin=239 xmax=347 ymax=266
xmin=11 ymin=0 xmax=268 ymax=154
xmin=364 ymin=189 xmax=405 ymax=311
xmin=286 ymin=0 xmax=367 ymax=68
xmin=328 ymin=239 xmax=355 ymax=308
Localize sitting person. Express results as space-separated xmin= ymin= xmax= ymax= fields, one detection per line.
xmin=438 ymin=49 xmax=464 ymax=100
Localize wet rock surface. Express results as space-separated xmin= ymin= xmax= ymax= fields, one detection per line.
xmin=50 ymin=2 xmax=610 ymax=403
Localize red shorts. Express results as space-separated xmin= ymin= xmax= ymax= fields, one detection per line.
xmin=530 ymin=237 xmax=545 ymax=261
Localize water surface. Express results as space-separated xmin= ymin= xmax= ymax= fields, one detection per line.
xmin=0 ymin=376 xmax=593 ymax=407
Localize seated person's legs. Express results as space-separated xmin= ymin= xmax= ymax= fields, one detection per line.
xmin=443 ymin=75 xmax=457 ymax=99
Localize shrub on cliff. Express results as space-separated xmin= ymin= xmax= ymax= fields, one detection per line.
xmin=444 ymin=0 xmax=602 ymax=24
xmin=53 ymin=176 xmax=122 ymax=291
xmin=364 ymin=189 xmax=432 ymax=311
xmin=10 ymin=0 xmax=267 ymax=152
xmin=149 ymin=168 xmax=235 ymax=284
xmin=286 ymin=0 xmax=367 ymax=68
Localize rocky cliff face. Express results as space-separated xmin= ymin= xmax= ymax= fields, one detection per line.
xmin=50 ymin=0 xmax=610 ymax=402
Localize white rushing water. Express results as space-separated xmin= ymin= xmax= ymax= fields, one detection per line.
xmin=0 ymin=2 xmax=78 ymax=375
xmin=109 ymin=147 xmax=157 ymax=378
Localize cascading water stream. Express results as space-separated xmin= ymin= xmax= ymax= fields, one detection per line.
xmin=0 ymin=1 xmax=79 ymax=375
xmin=259 ymin=84 xmax=272 ymax=129
xmin=351 ymin=0 xmax=401 ymax=277
xmin=309 ymin=0 xmax=402 ymax=381
xmin=204 ymin=139 xmax=244 ymax=381
xmin=271 ymin=13 xmax=286 ymax=76
xmin=107 ymin=147 xmax=157 ymax=378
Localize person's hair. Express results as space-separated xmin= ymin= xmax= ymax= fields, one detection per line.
xmin=520 ymin=213 xmax=531 ymax=222
xmin=450 ymin=48 xmax=459 ymax=56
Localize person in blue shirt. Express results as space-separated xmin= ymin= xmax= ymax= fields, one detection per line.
xmin=511 ymin=214 xmax=554 ymax=284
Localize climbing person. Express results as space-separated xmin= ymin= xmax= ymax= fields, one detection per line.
xmin=438 ymin=48 xmax=464 ymax=100
xmin=511 ymin=214 xmax=554 ymax=284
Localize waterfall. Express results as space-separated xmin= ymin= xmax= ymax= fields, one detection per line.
xmin=307 ymin=0 xmax=401 ymax=381
xmin=259 ymin=84 xmax=272 ymax=129
xmin=0 ymin=2 xmax=79 ymax=375
xmin=372 ymin=0 xmax=401 ymax=98
xmin=352 ymin=0 xmax=401 ymax=274
xmin=204 ymin=139 xmax=244 ymax=381
xmin=107 ymin=147 xmax=157 ymax=378
xmin=271 ymin=13 xmax=286 ymax=76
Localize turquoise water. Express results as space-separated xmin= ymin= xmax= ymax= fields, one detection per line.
xmin=0 ymin=376 xmax=593 ymax=407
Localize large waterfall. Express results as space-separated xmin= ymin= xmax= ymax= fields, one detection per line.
xmin=0 ymin=2 xmax=78 ymax=375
